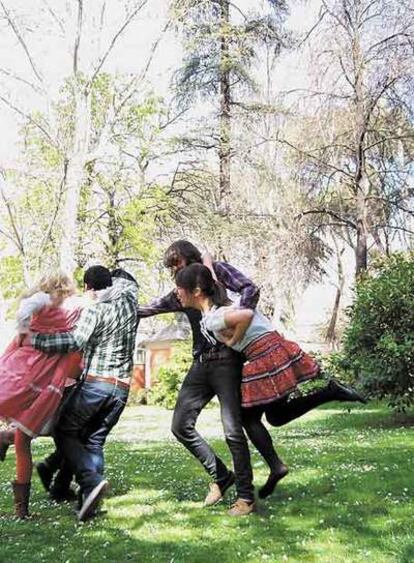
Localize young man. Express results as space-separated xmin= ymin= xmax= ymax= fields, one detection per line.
xmin=32 ymin=266 xmax=139 ymax=521
xmin=138 ymin=241 xmax=258 ymax=516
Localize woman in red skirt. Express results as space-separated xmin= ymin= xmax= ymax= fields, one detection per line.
xmin=0 ymin=273 xmax=83 ymax=518
xmin=175 ymin=264 xmax=366 ymax=499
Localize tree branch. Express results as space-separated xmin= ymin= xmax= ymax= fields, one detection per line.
xmin=88 ymin=0 xmax=149 ymax=87
xmin=0 ymin=1 xmax=44 ymax=85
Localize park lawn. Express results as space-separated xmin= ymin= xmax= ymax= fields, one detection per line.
xmin=0 ymin=403 xmax=412 ymax=563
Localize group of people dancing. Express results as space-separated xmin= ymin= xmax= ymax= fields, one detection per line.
xmin=0 ymin=240 xmax=366 ymax=521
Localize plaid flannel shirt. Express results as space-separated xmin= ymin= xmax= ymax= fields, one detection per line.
xmin=32 ymin=279 xmax=139 ymax=381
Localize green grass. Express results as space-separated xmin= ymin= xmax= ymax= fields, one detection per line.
xmin=0 ymin=403 xmax=412 ymax=563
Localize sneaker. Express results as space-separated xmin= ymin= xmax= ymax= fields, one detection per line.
xmin=78 ymin=480 xmax=109 ymax=522
xmin=329 ymin=379 xmax=367 ymax=404
xmin=36 ymin=462 xmax=54 ymax=492
xmin=204 ymin=471 xmax=235 ymax=506
xmin=228 ymin=498 xmax=256 ymax=516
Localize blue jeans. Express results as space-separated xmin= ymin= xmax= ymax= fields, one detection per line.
xmin=55 ymin=382 xmax=128 ymax=495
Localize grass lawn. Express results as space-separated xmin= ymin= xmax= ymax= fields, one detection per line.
xmin=0 ymin=402 xmax=412 ymax=563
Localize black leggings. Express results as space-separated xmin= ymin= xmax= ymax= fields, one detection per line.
xmin=242 ymin=385 xmax=334 ymax=471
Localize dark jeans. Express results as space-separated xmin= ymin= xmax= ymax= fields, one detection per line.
xmin=55 ymin=381 xmax=128 ymax=495
xmin=171 ymin=355 xmax=254 ymax=501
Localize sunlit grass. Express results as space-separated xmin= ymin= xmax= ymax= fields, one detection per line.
xmin=0 ymin=403 xmax=412 ymax=562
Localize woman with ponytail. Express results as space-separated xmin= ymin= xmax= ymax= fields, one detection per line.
xmin=175 ymin=263 xmax=367 ymax=499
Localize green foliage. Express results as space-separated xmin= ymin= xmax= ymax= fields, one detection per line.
xmin=148 ymin=341 xmax=193 ymax=409
xmin=342 ymin=252 xmax=414 ymax=410
xmin=312 ymin=350 xmax=353 ymax=385
xmin=0 ymin=255 xmax=24 ymax=302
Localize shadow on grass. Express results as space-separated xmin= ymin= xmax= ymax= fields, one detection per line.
xmin=0 ymin=405 xmax=412 ymax=563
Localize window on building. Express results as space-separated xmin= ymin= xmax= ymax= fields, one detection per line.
xmin=135 ymin=348 xmax=146 ymax=364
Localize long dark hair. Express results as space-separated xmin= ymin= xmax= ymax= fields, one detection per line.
xmin=175 ymin=264 xmax=231 ymax=307
xmin=163 ymin=240 xmax=202 ymax=269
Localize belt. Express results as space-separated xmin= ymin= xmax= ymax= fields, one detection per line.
xmin=197 ymin=348 xmax=237 ymax=363
xmin=85 ymin=374 xmax=130 ymax=390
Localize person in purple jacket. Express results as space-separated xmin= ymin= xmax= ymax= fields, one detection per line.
xmin=138 ymin=240 xmax=257 ymax=516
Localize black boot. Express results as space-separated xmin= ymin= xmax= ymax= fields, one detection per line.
xmin=0 ymin=430 xmax=15 ymax=462
xmin=328 ymin=379 xmax=367 ymax=404
xmin=36 ymin=462 xmax=54 ymax=492
xmin=12 ymin=481 xmax=31 ymax=519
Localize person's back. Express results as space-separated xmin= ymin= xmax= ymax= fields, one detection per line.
xmin=31 ymin=266 xmax=140 ymax=522
xmin=80 ymin=278 xmax=139 ymax=380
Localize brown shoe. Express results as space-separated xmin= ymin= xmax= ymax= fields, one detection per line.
xmin=228 ymin=498 xmax=256 ymax=517
xmin=204 ymin=471 xmax=235 ymax=506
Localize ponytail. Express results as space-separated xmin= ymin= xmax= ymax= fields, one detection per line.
xmin=176 ymin=264 xmax=231 ymax=307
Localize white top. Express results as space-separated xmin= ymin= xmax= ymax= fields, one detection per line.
xmin=16 ymin=291 xmax=52 ymax=334
xmin=202 ymin=305 xmax=273 ymax=352
xmin=16 ymin=292 xmax=88 ymax=334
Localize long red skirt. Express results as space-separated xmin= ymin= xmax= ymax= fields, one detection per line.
xmin=241 ymin=331 xmax=320 ymax=408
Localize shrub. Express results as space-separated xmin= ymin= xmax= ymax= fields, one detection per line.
xmin=147 ymin=341 xmax=193 ymax=409
xmin=342 ymin=252 xmax=414 ymax=410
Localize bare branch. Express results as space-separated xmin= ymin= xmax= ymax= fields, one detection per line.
xmin=0 ymin=1 xmax=44 ymax=85
xmin=89 ymin=0 xmax=149 ymax=87
xmin=0 ymin=172 xmax=25 ymax=253
xmin=73 ymin=0 xmax=83 ymax=75
xmin=0 ymin=67 xmax=43 ymax=94
xmin=298 ymin=208 xmax=357 ymax=230
xmin=0 ymin=94 xmax=58 ymax=148
xmin=41 ymin=0 xmax=66 ymax=35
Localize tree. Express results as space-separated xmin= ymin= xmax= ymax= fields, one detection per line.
xmin=281 ymin=0 xmax=414 ymax=277
xmin=0 ymin=0 xmax=167 ymax=272
xmin=171 ymin=0 xmax=287 ymax=225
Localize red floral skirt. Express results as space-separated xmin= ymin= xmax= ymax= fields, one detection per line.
xmin=241 ymin=331 xmax=320 ymax=408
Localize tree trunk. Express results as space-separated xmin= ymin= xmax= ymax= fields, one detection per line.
xmin=352 ymin=10 xmax=368 ymax=278
xmin=218 ymin=0 xmax=231 ymax=216
xmin=59 ymin=86 xmax=91 ymax=272
xmin=325 ymin=240 xmax=345 ymax=350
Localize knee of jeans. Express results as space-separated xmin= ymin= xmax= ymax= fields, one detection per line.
xmin=171 ymin=412 xmax=194 ymax=440
xmin=223 ymin=425 xmax=245 ymax=445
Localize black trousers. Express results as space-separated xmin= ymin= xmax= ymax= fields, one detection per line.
xmin=241 ymin=385 xmax=336 ymax=471
xmin=171 ymin=355 xmax=254 ymax=501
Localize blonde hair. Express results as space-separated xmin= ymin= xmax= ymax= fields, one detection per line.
xmin=23 ymin=271 xmax=76 ymax=300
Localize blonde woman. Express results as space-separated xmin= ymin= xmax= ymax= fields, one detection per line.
xmin=0 ymin=272 xmax=83 ymax=518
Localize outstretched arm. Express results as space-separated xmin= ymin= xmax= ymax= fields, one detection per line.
xmin=137 ymin=290 xmax=183 ymax=318
xmin=32 ymin=307 xmax=98 ymax=354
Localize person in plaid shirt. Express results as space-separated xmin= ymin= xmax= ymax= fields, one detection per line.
xmin=32 ymin=266 xmax=139 ymax=522
xmin=138 ymin=240 xmax=257 ymax=516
